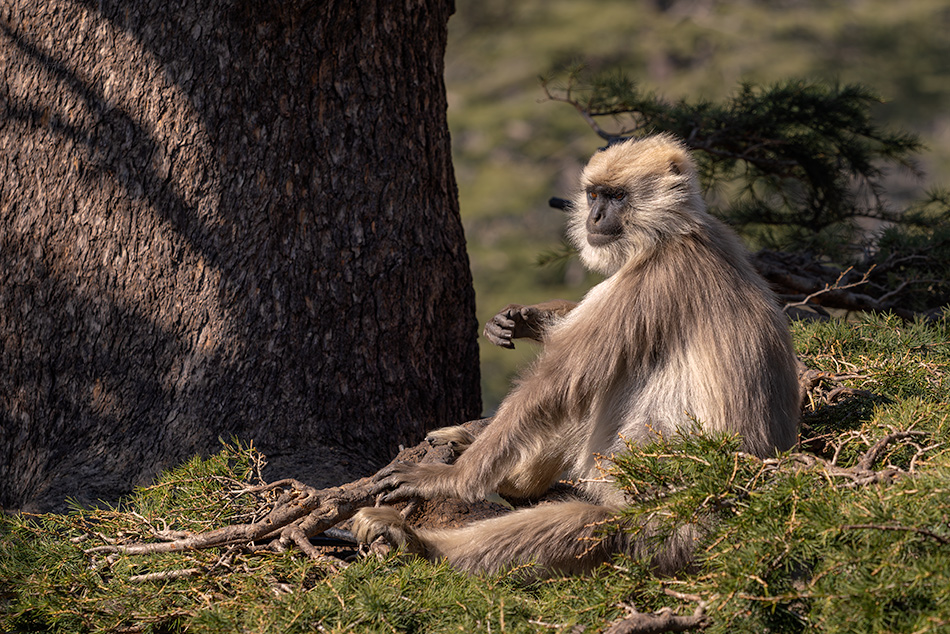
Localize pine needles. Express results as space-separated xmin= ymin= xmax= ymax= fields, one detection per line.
xmin=541 ymin=67 xmax=926 ymax=254
xmin=3 ymin=314 xmax=950 ymax=632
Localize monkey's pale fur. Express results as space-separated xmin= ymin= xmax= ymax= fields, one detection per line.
xmin=354 ymin=134 xmax=800 ymax=576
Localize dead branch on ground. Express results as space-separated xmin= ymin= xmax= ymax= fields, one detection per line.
xmin=603 ymin=588 xmax=708 ymax=634
xmin=754 ymin=250 xmax=944 ymax=321
xmin=797 ymin=361 xmax=875 ymax=413
xmin=759 ymin=430 xmax=930 ymax=489
xmin=85 ymin=419 xmax=492 ymax=561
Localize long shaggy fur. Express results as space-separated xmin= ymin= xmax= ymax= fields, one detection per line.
xmin=353 ymin=134 xmax=800 ymax=575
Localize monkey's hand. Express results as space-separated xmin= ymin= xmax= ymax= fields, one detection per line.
xmin=370 ymin=462 xmax=457 ymax=503
xmin=483 ymin=300 xmax=578 ymax=349
xmin=483 ymin=304 xmax=544 ymax=349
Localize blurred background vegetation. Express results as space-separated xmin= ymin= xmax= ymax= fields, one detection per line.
xmin=443 ymin=0 xmax=950 ymax=413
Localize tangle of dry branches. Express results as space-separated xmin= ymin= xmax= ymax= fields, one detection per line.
xmin=85 ymin=419 xmax=492 ymax=562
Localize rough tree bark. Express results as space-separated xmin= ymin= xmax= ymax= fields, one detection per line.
xmin=0 ymin=0 xmax=480 ymax=511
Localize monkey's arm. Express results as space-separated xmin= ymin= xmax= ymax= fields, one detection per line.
xmin=483 ymin=299 xmax=578 ymax=348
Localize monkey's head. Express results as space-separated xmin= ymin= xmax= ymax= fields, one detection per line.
xmin=569 ymin=133 xmax=707 ymax=276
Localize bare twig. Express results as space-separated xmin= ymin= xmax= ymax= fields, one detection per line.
xmin=782 ymin=265 xmax=874 ymax=313
xmin=602 ymin=597 xmax=708 ymax=634
xmin=754 ymin=250 xmax=942 ymax=321
xmin=129 ymin=568 xmax=202 ymax=583
xmin=766 ymin=427 xmax=932 ymax=491
xmin=527 ymin=618 xmax=573 ymax=629
xmin=541 ymin=81 xmax=620 ymax=143
xmin=797 ymin=361 xmax=875 ymax=415
xmin=663 ymin=588 xmax=705 ymax=604
xmin=840 ymin=523 xmax=950 ymax=545
xmin=857 ymin=431 xmax=928 ymax=470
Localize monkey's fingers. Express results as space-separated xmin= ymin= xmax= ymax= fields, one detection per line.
xmin=519 ymin=306 xmax=538 ymax=317
xmin=369 ymin=473 xmax=422 ymax=504
xmin=371 ymin=460 xmax=427 ymax=500
xmin=517 ymin=306 xmax=545 ymax=338
xmin=369 ymin=475 xmax=404 ymax=495
xmin=483 ymin=318 xmax=516 ymax=348
xmin=371 ymin=463 xmax=399 ymax=482
xmin=376 ymin=487 xmax=415 ymax=504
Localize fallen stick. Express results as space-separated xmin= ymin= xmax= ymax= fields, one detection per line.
xmin=86 ymin=419 xmax=491 ymax=559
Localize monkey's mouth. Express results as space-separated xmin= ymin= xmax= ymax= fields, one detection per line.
xmin=587 ymin=232 xmax=621 ymax=247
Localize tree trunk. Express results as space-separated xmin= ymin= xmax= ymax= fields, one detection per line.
xmin=0 ymin=0 xmax=480 ymax=512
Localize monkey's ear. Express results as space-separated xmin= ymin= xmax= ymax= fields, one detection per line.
xmin=668 ymin=155 xmax=686 ymax=175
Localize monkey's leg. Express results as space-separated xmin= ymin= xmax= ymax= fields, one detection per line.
xmin=354 ymin=501 xmax=693 ymax=577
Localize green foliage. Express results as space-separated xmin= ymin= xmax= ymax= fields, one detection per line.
xmin=3 ymin=314 xmax=950 ymax=632
xmin=445 ymin=0 xmax=950 ymax=413
xmin=543 ymin=68 xmax=924 ymax=253
xmin=0 ymin=453 xmax=641 ymax=633
xmin=604 ymin=313 xmax=950 ymax=633
xmin=873 ymin=190 xmax=950 ymax=310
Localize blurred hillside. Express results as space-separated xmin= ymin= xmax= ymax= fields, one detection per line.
xmin=443 ymin=0 xmax=950 ymax=413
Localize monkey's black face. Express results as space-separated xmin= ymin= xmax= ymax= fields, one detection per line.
xmin=585 ymin=186 xmax=626 ymax=247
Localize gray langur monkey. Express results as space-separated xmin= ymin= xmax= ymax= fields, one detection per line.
xmin=352 ymin=133 xmax=800 ymax=576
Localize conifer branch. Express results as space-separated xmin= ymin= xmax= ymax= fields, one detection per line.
xmin=542 ymin=69 xmax=926 ymax=254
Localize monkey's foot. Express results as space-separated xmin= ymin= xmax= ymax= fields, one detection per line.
xmin=351 ymin=507 xmax=426 ymax=556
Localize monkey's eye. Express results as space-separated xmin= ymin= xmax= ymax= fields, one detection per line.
xmin=613 ymin=192 xmax=626 ymax=201
xmin=588 ymin=191 xmax=598 ymax=200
